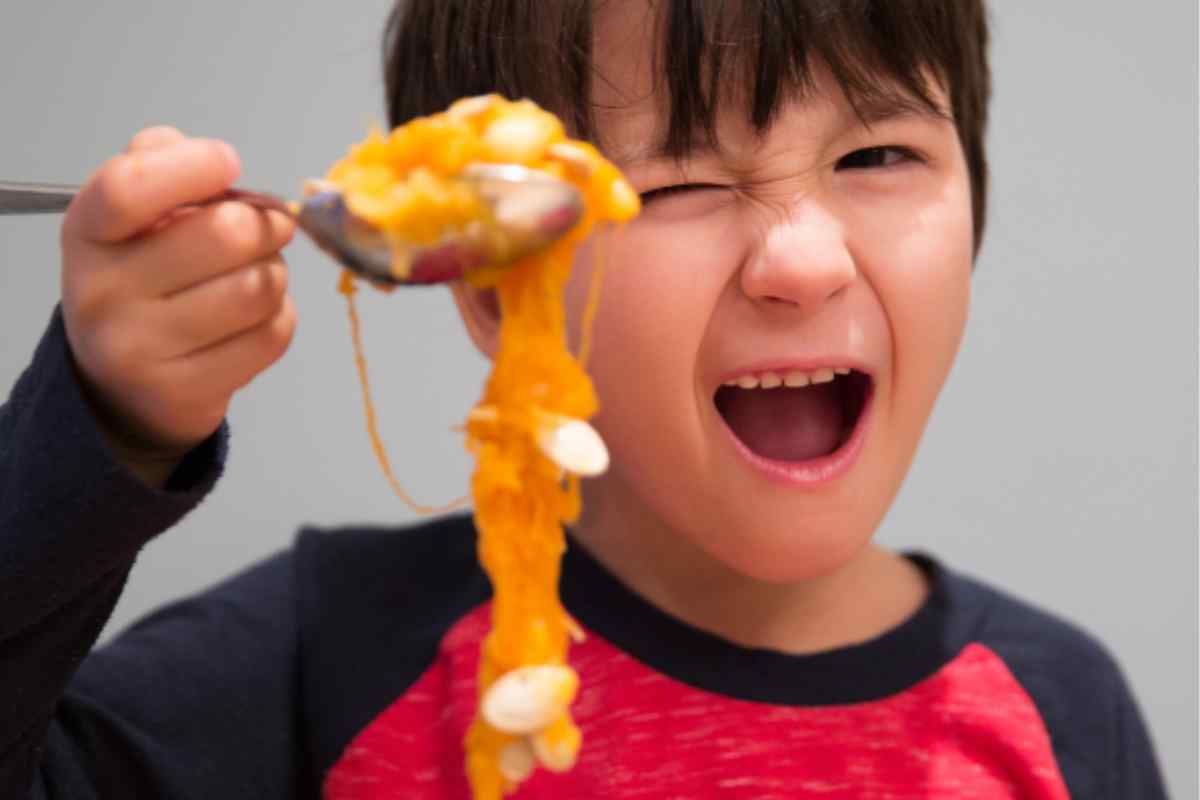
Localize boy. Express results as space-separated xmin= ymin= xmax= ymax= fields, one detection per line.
xmin=0 ymin=1 xmax=1169 ymax=798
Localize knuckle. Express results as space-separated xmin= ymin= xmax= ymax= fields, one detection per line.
xmin=265 ymin=257 xmax=289 ymax=296
xmin=239 ymin=261 xmax=270 ymax=303
xmin=242 ymin=259 xmax=288 ymax=310
xmin=127 ymin=125 xmax=183 ymax=152
xmin=264 ymin=296 xmax=297 ymax=358
xmin=269 ymin=210 xmax=298 ymax=246
xmin=204 ymin=138 xmax=240 ymax=175
xmin=211 ymin=201 xmax=263 ymax=260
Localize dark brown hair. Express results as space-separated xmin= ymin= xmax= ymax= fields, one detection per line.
xmin=383 ymin=0 xmax=991 ymax=254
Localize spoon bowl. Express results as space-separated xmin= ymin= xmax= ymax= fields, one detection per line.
xmin=297 ymin=164 xmax=585 ymax=286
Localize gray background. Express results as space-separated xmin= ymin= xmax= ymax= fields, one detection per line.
xmin=0 ymin=2 xmax=1195 ymax=797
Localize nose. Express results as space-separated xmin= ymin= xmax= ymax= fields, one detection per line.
xmin=739 ymin=201 xmax=857 ymax=314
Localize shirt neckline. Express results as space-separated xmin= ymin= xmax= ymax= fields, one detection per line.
xmin=559 ymin=537 xmax=979 ymax=706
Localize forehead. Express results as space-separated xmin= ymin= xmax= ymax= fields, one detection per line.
xmin=589 ymin=2 xmax=657 ymax=157
xmin=591 ymin=0 xmax=658 ymax=98
xmin=588 ymin=0 xmax=951 ymax=165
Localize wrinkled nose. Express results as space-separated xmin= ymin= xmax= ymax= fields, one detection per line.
xmin=739 ymin=202 xmax=856 ymax=314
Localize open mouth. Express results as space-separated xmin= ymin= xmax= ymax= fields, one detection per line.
xmin=714 ymin=370 xmax=872 ymax=463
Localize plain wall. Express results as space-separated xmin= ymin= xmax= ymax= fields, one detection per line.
xmin=0 ymin=2 xmax=1195 ymax=797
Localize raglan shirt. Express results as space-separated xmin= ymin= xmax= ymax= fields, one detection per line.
xmin=1 ymin=310 xmax=1170 ymax=799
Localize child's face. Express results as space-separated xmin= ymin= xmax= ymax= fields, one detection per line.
xmin=563 ymin=1 xmax=974 ymax=582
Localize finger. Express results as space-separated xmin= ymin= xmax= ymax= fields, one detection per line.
xmin=143 ymin=203 xmax=204 ymax=236
xmin=65 ymin=138 xmax=241 ymax=244
xmin=168 ymin=294 xmax=297 ymax=396
xmin=126 ymin=126 xmax=187 ymax=154
xmin=122 ymin=199 xmax=295 ymax=297
xmin=153 ymin=255 xmax=289 ymax=358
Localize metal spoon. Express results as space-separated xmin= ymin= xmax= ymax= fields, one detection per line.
xmin=0 ymin=163 xmax=584 ymax=286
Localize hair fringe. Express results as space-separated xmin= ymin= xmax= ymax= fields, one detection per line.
xmin=383 ymin=0 xmax=991 ymax=254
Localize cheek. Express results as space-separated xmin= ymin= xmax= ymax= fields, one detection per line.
xmin=564 ymin=232 xmax=661 ymax=360
xmin=565 ymin=223 xmax=715 ymax=384
xmin=868 ymin=179 xmax=973 ymax=425
xmin=563 ymin=224 xmax=724 ymax=458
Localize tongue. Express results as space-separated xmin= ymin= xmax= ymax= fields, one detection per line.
xmin=718 ymin=384 xmax=846 ymax=461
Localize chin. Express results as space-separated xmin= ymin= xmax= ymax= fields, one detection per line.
xmin=697 ymin=516 xmax=876 ymax=584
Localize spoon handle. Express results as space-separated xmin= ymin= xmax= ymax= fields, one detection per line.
xmin=0 ymin=181 xmax=77 ymax=214
xmin=0 ymin=181 xmax=295 ymax=217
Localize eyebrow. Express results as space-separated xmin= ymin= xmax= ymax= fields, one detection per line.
xmin=629 ymin=91 xmax=953 ymax=165
xmin=848 ymin=93 xmax=954 ymax=127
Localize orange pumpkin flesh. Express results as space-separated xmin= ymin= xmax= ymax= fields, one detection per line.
xmin=321 ymin=95 xmax=639 ymax=797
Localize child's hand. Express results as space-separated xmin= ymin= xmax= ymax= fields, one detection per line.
xmin=60 ymin=127 xmax=297 ymax=485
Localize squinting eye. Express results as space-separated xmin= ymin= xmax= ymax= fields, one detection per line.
xmin=836 ymin=146 xmax=918 ymax=170
xmin=638 ymin=183 xmax=725 ymax=204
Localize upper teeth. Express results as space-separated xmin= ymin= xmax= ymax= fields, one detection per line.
xmin=725 ymin=367 xmax=851 ymax=389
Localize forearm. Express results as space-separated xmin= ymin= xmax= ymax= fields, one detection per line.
xmin=0 ymin=307 xmax=226 ymax=795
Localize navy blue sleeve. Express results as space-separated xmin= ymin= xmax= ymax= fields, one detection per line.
xmin=1107 ymin=661 xmax=1170 ymax=800
xmin=955 ymin=571 xmax=1169 ymax=800
xmin=34 ymin=548 xmax=312 ymax=800
xmin=0 ymin=308 xmax=306 ymax=798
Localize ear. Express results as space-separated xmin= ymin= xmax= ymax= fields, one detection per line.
xmin=449 ymin=280 xmax=501 ymax=359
